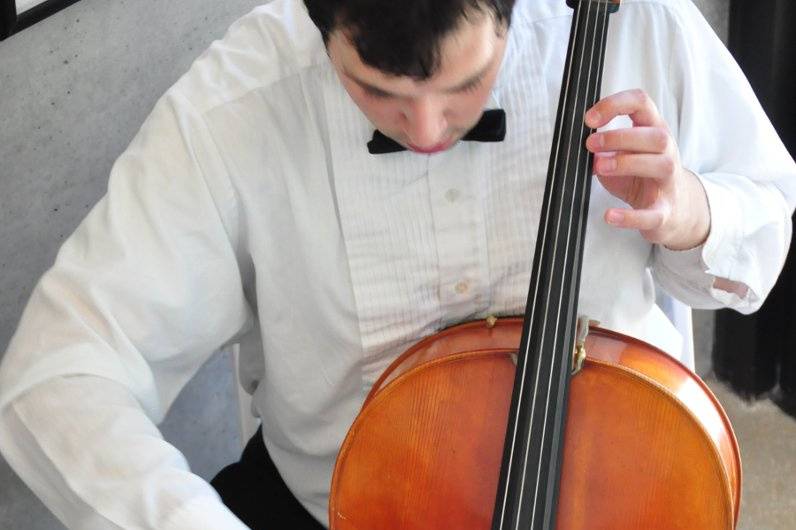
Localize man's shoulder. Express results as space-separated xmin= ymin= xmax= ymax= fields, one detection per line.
xmin=172 ymin=0 xmax=328 ymax=114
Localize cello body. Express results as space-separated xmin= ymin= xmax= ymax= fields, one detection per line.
xmin=329 ymin=318 xmax=741 ymax=529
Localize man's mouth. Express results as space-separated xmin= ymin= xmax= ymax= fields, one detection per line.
xmin=407 ymin=139 xmax=454 ymax=154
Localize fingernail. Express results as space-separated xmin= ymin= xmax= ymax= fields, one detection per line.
xmin=586 ymin=110 xmax=601 ymax=126
xmin=587 ymin=134 xmax=603 ymax=150
xmin=606 ymin=210 xmax=624 ymax=225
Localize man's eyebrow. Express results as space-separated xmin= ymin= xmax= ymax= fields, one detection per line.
xmin=343 ymin=58 xmax=493 ymax=97
xmin=343 ymin=69 xmax=401 ymax=97
xmin=444 ymin=61 xmax=492 ymax=93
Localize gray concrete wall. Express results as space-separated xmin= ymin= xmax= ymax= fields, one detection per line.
xmin=692 ymin=0 xmax=729 ymax=42
xmin=0 ymin=1 xmax=730 ymax=528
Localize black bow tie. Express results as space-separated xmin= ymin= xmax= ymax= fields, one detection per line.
xmin=366 ymin=109 xmax=506 ymax=155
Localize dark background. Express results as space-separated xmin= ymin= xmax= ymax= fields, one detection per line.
xmin=714 ymin=0 xmax=796 ymax=416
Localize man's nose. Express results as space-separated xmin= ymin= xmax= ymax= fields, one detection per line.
xmin=403 ymin=98 xmax=447 ymax=149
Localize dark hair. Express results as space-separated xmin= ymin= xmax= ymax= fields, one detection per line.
xmin=303 ymin=0 xmax=515 ymax=79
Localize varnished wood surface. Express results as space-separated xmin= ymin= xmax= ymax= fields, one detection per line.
xmin=330 ymin=318 xmax=740 ymax=529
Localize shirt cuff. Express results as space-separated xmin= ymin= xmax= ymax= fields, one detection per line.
xmin=163 ymin=495 xmax=249 ymax=530
xmin=654 ymin=243 xmax=713 ymax=291
xmin=655 ymin=172 xmax=751 ymax=307
xmin=696 ymin=173 xmax=743 ymax=279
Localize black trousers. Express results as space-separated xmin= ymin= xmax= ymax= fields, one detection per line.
xmin=211 ymin=427 xmax=326 ymax=529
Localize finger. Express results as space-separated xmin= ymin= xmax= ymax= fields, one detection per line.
xmin=586 ymin=127 xmax=672 ymax=155
xmin=585 ymin=89 xmax=666 ymax=129
xmin=593 ymin=153 xmax=677 ymax=181
xmin=605 ymin=206 xmax=667 ymax=232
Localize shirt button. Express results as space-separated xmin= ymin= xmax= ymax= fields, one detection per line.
xmin=455 ymin=281 xmax=469 ymax=294
xmin=445 ymin=188 xmax=461 ymax=203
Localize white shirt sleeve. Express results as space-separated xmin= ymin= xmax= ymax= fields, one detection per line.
xmin=0 ymin=83 xmax=254 ymax=525
xmin=645 ymin=0 xmax=796 ymax=313
xmin=0 ymin=376 xmax=249 ymax=530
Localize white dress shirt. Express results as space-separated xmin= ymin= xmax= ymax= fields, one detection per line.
xmin=1 ymin=0 xmax=795 ymax=528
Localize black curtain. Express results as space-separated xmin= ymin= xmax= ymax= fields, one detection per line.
xmin=713 ymin=0 xmax=796 ymax=416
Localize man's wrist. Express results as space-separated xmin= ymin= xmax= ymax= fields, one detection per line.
xmin=664 ymin=168 xmax=711 ymax=251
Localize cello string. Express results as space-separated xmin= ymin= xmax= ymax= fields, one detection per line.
xmin=568 ymin=0 xmax=611 ymax=336
xmin=507 ymin=0 xmax=593 ymax=525
xmin=513 ymin=1 xmax=609 ymax=528
xmin=495 ymin=0 xmax=586 ymax=527
xmin=564 ymin=0 xmax=611 ymax=352
xmin=531 ymin=1 xmax=611 ymax=524
xmin=521 ymin=2 xmax=608 ymax=528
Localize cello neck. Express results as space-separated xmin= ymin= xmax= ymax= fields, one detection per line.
xmin=491 ymin=1 xmax=619 ymax=529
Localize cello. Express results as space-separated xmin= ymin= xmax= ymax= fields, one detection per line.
xmin=329 ymin=0 xmax=741 ymax=528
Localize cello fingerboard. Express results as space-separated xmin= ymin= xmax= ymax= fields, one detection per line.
xmin=491 ymin=2 xmax=617 ymax=530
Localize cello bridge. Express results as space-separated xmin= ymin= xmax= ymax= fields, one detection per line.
xmin=572 ymin=315 xmax=596 ymax=375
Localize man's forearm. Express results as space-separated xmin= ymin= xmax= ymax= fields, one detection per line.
xmin=0 ymin=375 xmax=247 ymax=530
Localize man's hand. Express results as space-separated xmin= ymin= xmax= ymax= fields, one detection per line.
xmin=584 ymin=89 xmax=711 ymax=251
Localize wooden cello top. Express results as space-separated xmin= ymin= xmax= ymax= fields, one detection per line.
xmin=330 ymin=317 xmax=741 ymax=530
